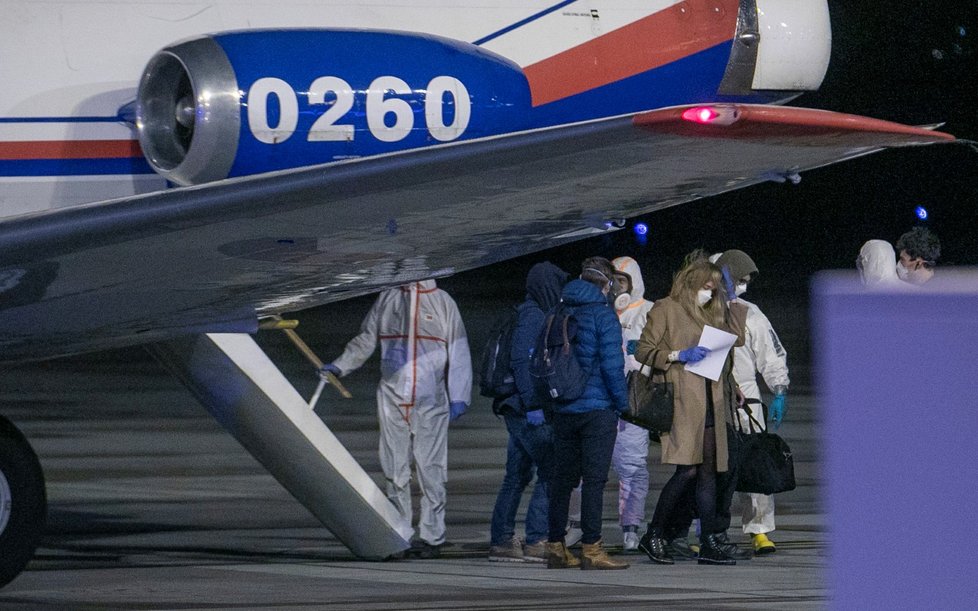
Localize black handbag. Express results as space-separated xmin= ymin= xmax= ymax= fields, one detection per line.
xmin=622 ymin=353 xmax=674 ymax=435
xmin=732 ymin=400 xmax=796 ymax=495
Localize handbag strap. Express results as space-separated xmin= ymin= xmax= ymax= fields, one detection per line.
xmin=736 ymin=398 xmax=767 ymax=434
xmin=636 ymin=347 xmax=666 ymax=381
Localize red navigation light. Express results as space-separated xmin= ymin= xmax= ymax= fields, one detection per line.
xmin=682 ymin=107 xmax=719 ymax=124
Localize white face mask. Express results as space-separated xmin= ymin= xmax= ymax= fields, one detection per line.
xmin=614 ymin=293 xmax=631 ymax=311
xmin=736 ymin=283 xmax=748 ymax=297
xmin=895 ymin=261 xmax=911 ymax=281
xmin=696 ymin=289 xmax=713 ymax=306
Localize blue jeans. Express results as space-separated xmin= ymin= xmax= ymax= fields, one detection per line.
xmin=548 ymin=409 xmax=618 ymax=545
xmin=489 ymin=413 xmax=554 ymax=546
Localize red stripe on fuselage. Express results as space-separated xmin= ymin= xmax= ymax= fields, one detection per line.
xmin=523 ymin=0 xmax=738 ymax=107
xmin=0 ymin=140 xmax=143 ymax=160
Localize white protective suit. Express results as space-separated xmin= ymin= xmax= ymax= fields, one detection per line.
xmin=732 ymin=298 xmax=790 ymax=536
xmin=332 ymin=280 xmax=472 ymax=545
xmin=613 ymin=257 xmax=655 ymax=528
xmin=857 ymin=239 xmax=902 ymax=287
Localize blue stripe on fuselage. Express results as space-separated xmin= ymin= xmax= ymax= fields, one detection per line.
xmin=0 ymin=158 xmax=155 ymax=177
xmin=473 ymin=0 xmax=580 ymax=46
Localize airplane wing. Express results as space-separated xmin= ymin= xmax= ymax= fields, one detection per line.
xmin=0 ymin=103 xmax=953 ymax=361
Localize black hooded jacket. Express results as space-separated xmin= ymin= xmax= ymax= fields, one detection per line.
xmin=503 ymin=262 xmax=569 ymax=414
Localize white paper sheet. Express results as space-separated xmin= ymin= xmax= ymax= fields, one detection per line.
xmin=684 ymin=325 xmax=738 ymax=381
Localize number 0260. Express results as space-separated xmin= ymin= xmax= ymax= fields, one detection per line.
xmin=247 ymin=75 xmax=471 ymax=144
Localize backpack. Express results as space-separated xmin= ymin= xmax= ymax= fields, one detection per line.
xmin=478 ymin=306 xmax=519 ymax=399
xmin=529 ymin=303 xmax=588 ymax=403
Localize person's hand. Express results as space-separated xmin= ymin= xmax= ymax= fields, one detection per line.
xmin=678 ymin=346 xmax=709 ymax=363
xmin=319 ymin=363 xmax=341 ymax=378
xmin=736 ymin=386 xmax=746 ymax=408
xmin=721 ymin=265 xmax=737 ymax=301
xmin=626 ymin=340 xmax=638 ymax=355
xmin=449 ymin=401 xmax=467 ymax=422
xmin=526 ymin=409 xmax=545 ymax=426
xmin=769 ymin=393 xmax=787 ymax=429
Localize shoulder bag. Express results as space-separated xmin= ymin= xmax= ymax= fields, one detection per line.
xmin=622 ymin=351 xmax=674 ymax=435
xmin=732 ymin=400 xmax=796 ymax=495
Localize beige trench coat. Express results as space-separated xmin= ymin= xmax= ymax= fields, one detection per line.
xmin=635 ymin=297 xmax=748 ymax=472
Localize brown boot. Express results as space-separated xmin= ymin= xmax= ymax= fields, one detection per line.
xmin=581 ymin=540 xmax=629 ymax=570
xmin=546 ymin=541 xmax=581 ymax=569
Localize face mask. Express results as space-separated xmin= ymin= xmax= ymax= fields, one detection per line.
xmin=696 ymin=289 xmax=712 ymax=306
xmin=736 ymin=283 xmax=748 ymax=297
xmin=614 ymin=292 xmax=631 ymax=311
xmin=895 ymin=261 xmax=911 ymax=281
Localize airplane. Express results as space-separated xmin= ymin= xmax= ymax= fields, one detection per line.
xmin=0 ymin=0 xmax=956 ymax=587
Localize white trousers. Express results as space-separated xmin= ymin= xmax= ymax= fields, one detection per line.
xmin=736 ymin=395 xmax=776 ymax=535
xmin=377 ymin=384 xmax=449 ymax=545
xmin=612 ymin=419 xmax=649 ymax=528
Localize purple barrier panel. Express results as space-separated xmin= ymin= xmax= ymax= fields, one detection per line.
xmin=814 ymin=271 xmax=978 ymax=610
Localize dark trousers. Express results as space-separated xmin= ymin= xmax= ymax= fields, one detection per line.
xmin=489 ymin=413 xmax=554 ymax=546
xmin=547 ymin=409 xmax=618 ymax=545
xmin=664 ymin=424 xmax=741 ymax=539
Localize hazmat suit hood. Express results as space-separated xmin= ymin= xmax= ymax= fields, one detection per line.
xmin=716 ymin=249 xmax=759 ymax=282
xmin=612 ymin=256 xmax=646 ymax=304
xmin=526 ymin=262 xmax=569 ymax=311
xmin=400 ymin=279 xmax=437 ymax=292
xmin=858 ymin=240 xmax=901 ymax=286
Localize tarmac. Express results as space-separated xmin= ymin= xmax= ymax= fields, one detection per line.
xmin=0 ymin=291 xmax=825 ymax=610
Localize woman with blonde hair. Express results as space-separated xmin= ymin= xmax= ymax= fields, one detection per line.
xmin=635 ymin=253 xmax=748 ymax=565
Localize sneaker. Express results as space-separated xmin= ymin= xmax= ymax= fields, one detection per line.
xmin=752 ymin=533 xmax=776 ymax=555
xmin=565 ymin=522 xmax=584 ymax=547
xmin=488 ymin=537 xmax=525 ymax=562
xmin=522 ymin=541 xmax=548 ymax=563
xmin=622 ymin=531 xmax=640 ymax=551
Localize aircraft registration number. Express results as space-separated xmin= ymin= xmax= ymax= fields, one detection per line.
xmin=247 ymin=76 xmax=471 ymax=145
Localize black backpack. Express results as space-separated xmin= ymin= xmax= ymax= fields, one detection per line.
xmin=478 ymin=306 xmax=519 ymax=399
xmin=529 ymin=303 xmax=588 ymax=403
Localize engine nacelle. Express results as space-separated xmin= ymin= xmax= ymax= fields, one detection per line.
xmin=136 ymin=30 xmax=532 ymax=186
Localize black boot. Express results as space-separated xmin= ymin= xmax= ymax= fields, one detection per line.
xmin=714 ymin=531 xmax=752 ymax=560
xmin=698 ymin=533 xmax=736 ymax=566
xmin=665 ymin=537 xmax=698 ymax=561
xmin=638 ymin=526 xmax=674 ymax=565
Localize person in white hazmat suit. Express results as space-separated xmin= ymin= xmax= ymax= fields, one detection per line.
xmin=856 ymin=239 xmax=902 ymax=287
xmin=714 ymin=250 xmax=789 ymax=555
xmin=322 ymin=280 xmax=472 ymax=558
xmin=565 ymin=256 xmax=654 ymax=551
xmin=611 ymin=257 xmax=655 ymax=550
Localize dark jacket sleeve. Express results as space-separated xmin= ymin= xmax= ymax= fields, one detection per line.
xmin=510 ymin=302 xmax=544 ymax=410
xmin=595 ymin=306 xmax=629 ymax=413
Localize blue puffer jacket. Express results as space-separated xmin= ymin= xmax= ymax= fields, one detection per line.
xmin=555 ymin=279 xmax=629 ymax=415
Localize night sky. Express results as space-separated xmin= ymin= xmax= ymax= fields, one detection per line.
xmin=449 ymin=0 xmax=978 ymax=303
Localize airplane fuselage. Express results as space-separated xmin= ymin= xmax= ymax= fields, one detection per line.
xmin=1 ymin=0 xmax=831 ymax=215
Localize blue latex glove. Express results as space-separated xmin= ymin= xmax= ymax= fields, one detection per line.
xmin=721 ymin=265 xmax=737 ymax=301
xmin=449 ymin=401 xmax=467 ymax=422
xmin=626 ymin=340 xmax=638 ymax=355
xmin=526 ymin=409 xmax=545 ymax=426
xmin=769 ymin=393 xmax=787 ymax=430
xmin=320 ymin=363 xmax=341 ymax=377
xmin=678 ymin=346 xmax=709 ymax=363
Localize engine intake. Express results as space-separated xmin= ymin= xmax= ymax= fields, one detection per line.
xmin=136 ymin=37 xmax=240 ymax=186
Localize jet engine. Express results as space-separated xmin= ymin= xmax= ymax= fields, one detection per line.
xmin=136 ymin=30 xmax=532 ymax=186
